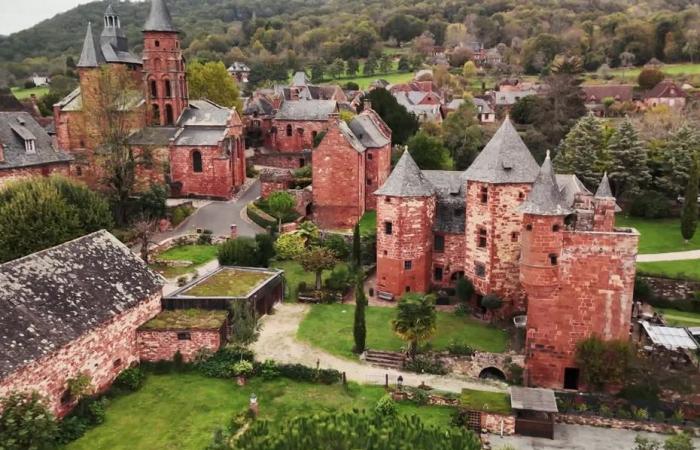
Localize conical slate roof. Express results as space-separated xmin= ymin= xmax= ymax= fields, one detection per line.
xmin=374 ymin=151 xmax=435 ymax=197
xmin=462 ymin=118 xmax=540 ymax=184
xmin=595 ymin=172 xmax=614 ymax=198
xmin=105 ymin=4 xmax=116 ymax=15
xmin=77 ymin=22 xmax=105 ymax=68
xmin=518 ymin=151 xmax=573 ymax=216
xmin=144 ymin=0 xmax=176 ymax=32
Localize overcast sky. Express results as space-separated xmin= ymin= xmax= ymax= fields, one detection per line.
xmin=0 ymin=0 xmax=143 ymax=36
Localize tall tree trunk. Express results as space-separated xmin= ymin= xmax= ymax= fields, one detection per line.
xmin=315 ymin=270 xmax=322 ymax=290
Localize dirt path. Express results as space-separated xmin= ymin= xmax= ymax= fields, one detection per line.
xmin=252 ymin=303 xmax=506 ymax=394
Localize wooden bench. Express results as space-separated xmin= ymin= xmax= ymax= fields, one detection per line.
xmin=377 ymin=290 xmax=395 ymax=301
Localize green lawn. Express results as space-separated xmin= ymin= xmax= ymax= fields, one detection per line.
xmin=11 ymin=85 xmax=49 ymax=99
xmin=637 ymin=259 xmax=700 ymax=282
xmin=616 ymin=216 xmax=700 ymax=254
xmin=65 ymin=372 xmax=457 ymax=450
xmin=270 ymin=260 xmax=346 ymax=301
xmin=657 ymin=308 xmax=700 ymax=327
xmin=149 ymin=244 xmax=218 ymax=279
xmin=328 ymin=71 xmax=414 ymax=89
xmin=585 ymin=63 xmax=700 ymax=82
xmin=359 ymin=210 xmax=377 ymax=235
xmin=460 ymin=388 xmax=512 ymax=415
xmin=297 ymin=304 xmax=509 ymax=359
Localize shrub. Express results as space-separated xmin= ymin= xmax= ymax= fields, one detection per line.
xmin=197 ymin=229 xmax=213 ymax=245
xmin=114 ymin=367 xmax=146 ymax=391
xmin=56 ymin=415 xmax=89 ymax=444
xmin=404 ymin=355 xmax=448 ymax=375
xmin=575 ymin=402 xmax=588 ymax=413
xmin=375 ymin=395 xmax=397 ymax=417
xmin=171 ymin=204 xmax=195 ymax=226
xmin=446 ymin=340 xmax=475 ymax=356
xmin=194 ymin=347 xmax=255 ymax=378
xmin=218 ymin=237 xmax=260 ymax=266
xmin=259 ymin=360 xmax=280 ymax=380
xmin=254 ymin=233 xmax=275 ymax=266
xmin=617 ymin=407 xmax=633 ymax=419
xmin=344 ymin=81 xmax=360 ymax=90
xmin=273 ymin=233 xmax=306 ymax=260
xmin=633 ymin=407 xmax=649 ymax=421
xmin=481 ymin=294 xmax=503 ymax=310
xmin=455 ymin=278 xmax=474 ymax=302
xmin=246 ymin=202 xmax=277 ymax=230
xmin=232 ymin=360 xmax=254 ymax=377
xmin=323 ymin=234 xmax=351 ymax=260
xmin=629 ymin=191 xmax=672 ymax=219
xmin=653 ymin=410 xmax=666 ymax=422
xmin=634 ymin=276 xmax=653 ymax=302
xmin=638 ymin=68 xmax=665 ymax=90
xmin=599 ymin=404 xmax=613 ymax=418
xmin=276 ymin=363 xmax=341 ymax=384
xmin=297 ymin=281 xmax=308 ymax=293
xmin=671 ymin=409 xmax=685 ymax=424
xmin=408 ymin=387 xmax=429 ymax=406
xmin=575 ymin=336 xmax=632 ymax=391
xmin=325 ymin=265 xmax=351 ymax=292
xmin=177 ymin=276 xmax=188 ymax=287
xmin=455 ymin=303 xmax=471 ymax=316
xmin=0 ymin=392 xmax=58 ymax=449
xmin=507 ymin=363 xmax=524 ymax=385
xmin=664 ymin=432 xmax=693 ymax=450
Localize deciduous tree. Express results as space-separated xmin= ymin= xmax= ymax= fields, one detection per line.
xmin=297 ymin=247 xmax=337 ymax=290
xmin=407 ymin=131 xmax=453 ymax=170
xmin=267 ymin=191 xmax=295 ymax=233
xmin=187 ymin=61 xmax=242 ymax=110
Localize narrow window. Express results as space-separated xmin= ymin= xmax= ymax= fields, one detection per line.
xmin=367 ymin=153 xmax=373 ymax=160
xmin=480 ymin=186 xmax=488 ymax=203
xmin=177 ymin=332 xmax=191 ymax=340
xmin=164 ymin=79 xmax=172 ymax=98
xmin=286 ymin=124 xmax=293 ymax=136
xmin=384 ymin=197 xmax=391 ymax=203
xmin=552 ymin=224 xmax=560 ymax=232
xmin=367 ymin=178 xmax=372 ymax=185
xmin=165 ymin=104 xmax=174 ymax=125
xmin=152 ymin=104 xmax=160 ymax=124
xmin=434 ymin=267 xmax=443 ymax=281
xmin=405 ymin=286 xmax=411 ymax=292
xmin=113 ymin=359 xmax=122 ymax=368
xmin=549 ymin=253 xmax=558 ymax=265
xmin=404 ymin=260 xmax=412 ymax=270
xmin=192 ymin=150 xmax=203 ymax=173
xmin=478 ymin=228 xmax=487 ymax=248
xmin=155 ymin=40 xmax=160 ymax=47
xmin=475 ymin=262 xmax=486 ymax=278
xmin=526 ymin=223 xmax=533 ymax=231
xmin=76 ymin=166 xmax=83 ymax=176
xmin=384 ymin=221 xmax=392 ymax=235
xmin=518 ymin=191 xmax=525 ymax=199
xmin=511 ymin=232 xmax=519 ymax=242
xmin=434 ymin=235 xmax=444 ymax=252
xmin=150 ymin=79 xmax=157 ymax=98
xmin=383 ymin=250 xmax=388 ymax=256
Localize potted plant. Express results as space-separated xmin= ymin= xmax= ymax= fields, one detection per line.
xmin=232 ymin=360 xmax=254 ymax=386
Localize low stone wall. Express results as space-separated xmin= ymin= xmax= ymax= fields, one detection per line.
xmin=642 ymin=276 xmax=700 ymax=300
xmin=251 ymin=151 xmax=310 ymax=169
xmin=557 ymin=413 xmax=699 ymax=436
xmin=137 ymin=327 xmax=224 ymax=362
xmin=441 ymin=351 xmax=525 ymax=379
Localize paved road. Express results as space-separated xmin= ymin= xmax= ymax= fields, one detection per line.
xmin=637 ymin=249 xmax=700 ymax=263
xmin=154 ymin=179 xmax=264 ymax=243
xmin=489 ymin=423 xmax=700 ymax=449
xmin=252 ymin=303 xmax=507 ymax=394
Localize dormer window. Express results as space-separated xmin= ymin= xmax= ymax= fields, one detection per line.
xmin=25 ymin=139 xmax=36 ymax=154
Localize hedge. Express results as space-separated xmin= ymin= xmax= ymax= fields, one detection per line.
xmin=246 ymin=201 xmax=276 ymax=230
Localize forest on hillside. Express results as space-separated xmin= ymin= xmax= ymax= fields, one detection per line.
xmin=2 ymin=0 xmax=700 ymax=87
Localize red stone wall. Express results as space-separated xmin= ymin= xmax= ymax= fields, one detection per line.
xmin=0 ymin=293 xmax=161 ymax=417
xmin=261 ymin=179 xmax=290 ymax=199
xmin=313 ymin=124 xmax=366 ymax=229
xmin=431 ymin=232 xmax=466 ymax=288
xmin=273 ymin=119 xmax=328 ymax=152
xmin=137 ymin=327 xmax=224 ymax=362
xmin=142 ymin=31 xmax=187 ymax=126
xmin=0 ymin=163 xmax=70 ymax=187
xmin=524 ymin=228 xmax=639 ymax=389
xmin=130 ymin=144 xmax=171 ymax=190
xmin=170 ymin=145 xmax=235 ymax=199
xmin=376 ymin=195 xmax=436 ymax=296
xmin=364 ymin=144 xmax=391 ymax=211
xmin=251 ymin=151 xmax=310 ymax=169
xmin=464 ymin=182 xmax=531 ymax=314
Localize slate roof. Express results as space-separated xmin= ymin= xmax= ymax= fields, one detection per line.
xmin=595 ymin=172 xmax=614 ymax=198
xmin=555 ymin=174 xmax=591 ymax=207
xmin=77 ymin=22 xmax=105 ymax=68
xmin=494 ymin=89 xmax=537 ymax=106
xmin=178 ymin=100 xmax=231 ymax=126
xmin=0 ymin=230 xmax=164 ymax=379
xmin=127 ymin=126 xmax=177 ymax=146
xmin=423 ymin=170 xmax=466 ymax=233
xmin=338 ymin=121 xmax=366 ymax=153
xmin=582 ymin=85 xmax=634 ymax=103
xmin=275 ymin=100 xmax=337 ymax=121
xmin=243 ymin=96 xmax=275 ymax=116
xmin=0 ymin=112 xmax=72 ymax=170
xmin=173 ymin=127 xmax=227 ymax=146
xmin=518 ymin=151 xmax=573 ymax=216
xmin=144 ymin=0 xmax=177 ymax=32
xmin=348 ymin=114 xmax=390 ymax=148
xmin=374 ymin=151 xmax=435 ymax=197
xmin=510 ymin=387 xmax=558 ymax=413
xmin=462 ymin=119 xmax=540 ymax=184
xmin=56 ymin=87 xmax=82 ymax=112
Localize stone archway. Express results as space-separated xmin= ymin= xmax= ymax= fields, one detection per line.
xmin=478 ymin=366 xmax=506 ymax=381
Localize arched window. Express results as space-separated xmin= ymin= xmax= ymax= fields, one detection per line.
xmin=165 ymin=104 xmax=174 ymax=125
xmin=149 ymin=79 xmax=157 ymax=98
xmin=155 ymin=40 xmax=160 ymax=48
xmin=164 ymin=79 xmax=171 ymax=98
xmin=286 ymin=124 xmax=293 ymax=136
xmin=192 ymin=151 xmax=203 ymax=173
xmin=152 ymin=104 xmax=160 ymax=124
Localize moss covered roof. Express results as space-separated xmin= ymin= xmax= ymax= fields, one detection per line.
xmin=140 ymin=309 xmax=227 ymax=330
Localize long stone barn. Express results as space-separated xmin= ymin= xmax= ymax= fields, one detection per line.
xmin=0 ymin=230 xmax=164 ymax=416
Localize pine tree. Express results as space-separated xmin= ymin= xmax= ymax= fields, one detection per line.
xmin=353 ymin=277 xmax=367 ymax=354
xmin=660 ymin=123 xmax=699 ymax=196
xmin=608 ymin=119 xmax=650 ymax=199
xmin=554 ymin=114 xmax=605 ymax=188
xmin=681 ymin=156 xmax=699 ymax=243
xmin=352 ymin=222 xmax=361 ymax=269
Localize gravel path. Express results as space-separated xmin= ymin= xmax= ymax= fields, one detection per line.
xmin=252 ymin=303 xmax=507 ymax=394
xmin=637 ymin=249 xmax=700 ymax=262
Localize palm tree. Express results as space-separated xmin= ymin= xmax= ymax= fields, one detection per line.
xmin=392 ymin=293 xmax=437 ymax=359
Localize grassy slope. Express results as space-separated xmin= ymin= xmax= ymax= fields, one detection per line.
xmin=65 ymin=373 xmax=456 ymax=450
xmin=637 ymin=259 xmax=700 ymax=282
xmin=270 ymin=260 xmax=347 ymax=301
xmin=297 ymin=304 xmax=508 ymax=359
xmin=149 ymin=244 xmax=218 ymax=279
xmin=657 ymin=308 xmax=700 ymax=327
xmin=616 ymin=216 xmax=700 ymax=254
xmin=11 ymin=85 xmax=49 ymax=99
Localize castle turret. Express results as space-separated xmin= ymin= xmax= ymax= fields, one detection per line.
xmin=593 ymin=172 xmax=616 ymax=232
xmin=375 ymin=151 xmax=436 ymax=297
xmin=461 ymin=118 xmax=540 ymax=312
xmin=142 ymin=0 xmax=187 ymax=126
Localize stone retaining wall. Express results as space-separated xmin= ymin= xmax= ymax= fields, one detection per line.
xmin=137 ymin=327 xmax=224 ymax=362
xmin=482 ymin=412 xmax=516 ymax=435
xmin=442 ymin=351 xmax=525 ymax=379
xmin=557 ymin=413 xmax=699 ymax=436
xmin=642 ymin=276 xmax=700 ymax=300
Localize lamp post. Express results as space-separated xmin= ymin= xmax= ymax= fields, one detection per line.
xmin=249 ymin=393 xmax=258 ymax=417
xmin=397 ymin=376 xmax=403 ymax=391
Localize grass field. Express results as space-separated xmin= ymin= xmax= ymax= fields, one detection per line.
xmin=359 ymin=210 xmax=376 ymax=235
xmin=270 ymin=260 xmax=347 ymax=300
xmin=11 ymin=85 xmax=49 ymax=99
xmin=65 ymin=372 xmax=457 ymax=450
xmin=616 ymin=216 xmax=700 ymax=254
xmin=297 ymin=304 xmax=509 ymax=359
xmin=149 ymin=244 xmax=218 ymax=279
xmin=637 ymin=259 xmax=700 ymax=282
xmin=586 ymin=63 xmax=700 ymax=83
xmin=657 ymin=308 xmax=700 ymax=327
xmin=327 ymin=71 xmax=414 ymax=89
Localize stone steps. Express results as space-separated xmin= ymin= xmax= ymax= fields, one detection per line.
xmin=364 ymin=349 xmax=406 ymax=369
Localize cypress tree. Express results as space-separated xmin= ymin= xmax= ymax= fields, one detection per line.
xmin=681 ymin=156 xmax=699 ymax=243
xmin=353 ymin=277 xmax=367 ymax=354
xmin=608 ymin=119 xmax=650 ymax=199
xmin=554 ymin=114 xmax=606 ymax=188
xmin=352 ymin=222 xmax=361 ymax=269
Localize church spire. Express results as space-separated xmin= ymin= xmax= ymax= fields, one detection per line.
xmin=77 ymin=22 xmax=104 ymax=68
xmin=144 ymin=0 xmax=177 ymax=32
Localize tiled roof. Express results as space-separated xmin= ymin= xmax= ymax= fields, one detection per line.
xmin=374 ymin=151 xmax=435 ymax=197
xmin=0 ymin=112 xmax=72 ymax=170
xmin=243 ymin=96 xmax=275 ymax=116
xmin=275 ymin=100 xmax=337 ymax=121
xmin=0 ymin=230 xmax=164 ymax=378
xmin=555 ymin=173 xmax=591 ymax=207
xmin=518 ymin=151 xmax=573 ymax=216
xmin=582 ymin=85 xmax=633 ymax=103
xmin=646 ymin=80 xmax=687 ymax=99
xmin=462 ymin=119 xmax=540 ymax=184
xmin=144 ymin=0 xmax=176 ymax=32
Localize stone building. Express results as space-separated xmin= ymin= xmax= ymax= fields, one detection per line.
xmin=54 ymin=0 xmax=245 ymax=198
xmin=0 ymin=231 xmax=164 ymax=416
xmin=272 ymin=99 xmax=338 ymax=154
xmin=374 ymin=119 xmax=639 ymax=390
xmin=312 ymin=104 xmax=391 ymax=229
xmin=644 ymin=79 xmax=688 ymax=109
xmin=0 ymin=111 xmax=72 ymax=186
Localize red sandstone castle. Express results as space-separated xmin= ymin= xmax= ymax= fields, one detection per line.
xmin=53 ymin=0 xmax=245 ymax=199
xmin=374 ymin=119 xmax=639 ymax=390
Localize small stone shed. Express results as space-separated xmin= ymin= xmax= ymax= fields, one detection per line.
xmin=510 ymin=386 xmax=558 ymax=439
xmin=137 ymin=310 xmax=228 ymax=362
xmin=164 ymin=266 xmax=285 ymax=316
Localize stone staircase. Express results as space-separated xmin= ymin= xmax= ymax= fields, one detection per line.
xmin=364 ymin=350 xmax=406 ymax=369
